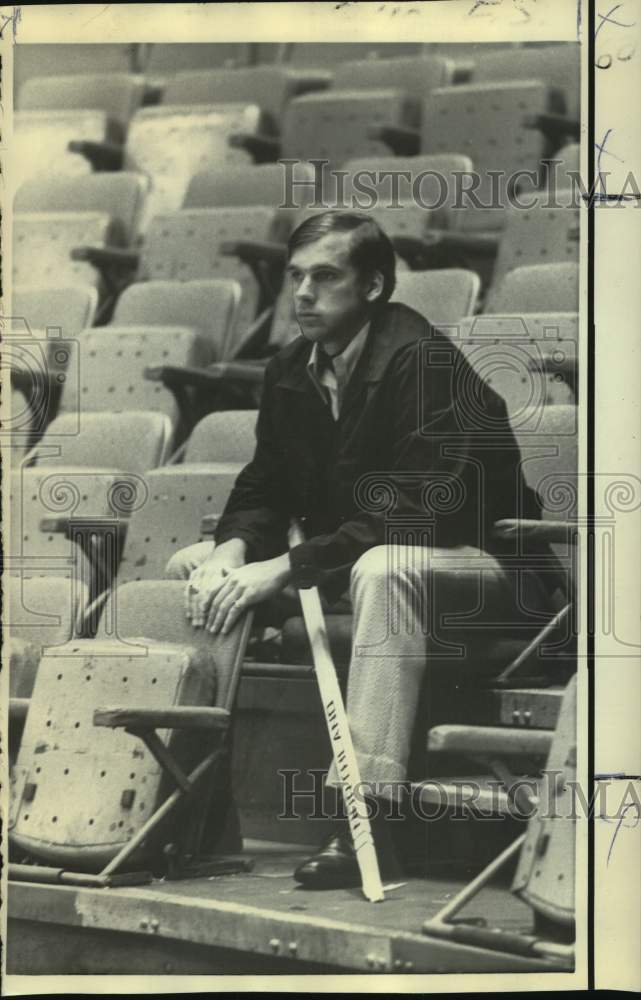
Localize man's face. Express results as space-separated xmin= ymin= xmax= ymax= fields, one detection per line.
xmin=286 ymin=231 xmax=378 ymax=348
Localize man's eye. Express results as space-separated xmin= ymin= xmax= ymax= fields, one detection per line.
xmin=316 ymin=270 xmax=337 ymax=282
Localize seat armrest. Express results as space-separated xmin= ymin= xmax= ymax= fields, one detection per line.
xmin=393 ymin=231 xmax=499 ymax=269
xmin=201 ymin=513 xmax=221 ymax=537
xmin=367 ymin=123 xmax=420 ymax=156
xmin=145 ymin=361 xmax=266 ymax=389
xmin=428 ymin=724 xmax=553 ymax=757
xmin=228 ymin=131 xmax=280 ymax=163
xmin=529 ymin=355 xmax=578 ymax=395
xmin=9 ymin=698 xmax=30 ymax=725
xmin=523 ymin=113 xmax=581 ymax=143
xmin=94 ymin=706 xmax=231 ymax=731
xmin=493 ymin=519 xmax=579 ymax=544
xmin=68 ymin=139 xmax=124 ymax=171
xmin=71 ymin=245 xmax=140 ymax=270
xmin=231 ymin=306 xmax=275 ymax=360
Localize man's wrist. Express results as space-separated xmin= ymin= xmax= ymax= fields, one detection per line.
xmin=214 ymin=537 xmax=248 ymax=565
xmin=269 ymin=552 xmax=293 ymax=587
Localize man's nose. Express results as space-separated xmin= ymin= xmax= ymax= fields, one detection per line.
xmin=296 ymin=274 xmax=315 ymax=302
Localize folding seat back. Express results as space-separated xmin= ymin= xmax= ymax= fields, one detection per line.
xmin=471 ymin=43 xmax=580 ymax=117
xmin=454 ymin=313 xmax=578 ymax=416
xmin=162 ymin=66 xmax=330 ymax=129
xmin=14 ymin=110 xmax=117 ymax=183
xmin=282 ymin=89 xmax=421 ymax=168
xmin=7 ymin=575 xmax=88 ymax=699
xmin=17 ymin=73 xmax=147 ymax=137
xmin=112 ymin=279 xmax=240 ymax=361
xmin=13 ymin=211 xmax=122 ymax=289
xmin=95 ymin=580 xmax=250 ymax=708
xmin=10 ymin=584 xmax=251 ymax=872
xmin=125 ymin=105 xmax=274 ymax=223
xmin=343 ymin=153 xmax=473 ymax=231
xmin=58 ymin=326 xmax=210 ymax=423
xmin=14 ymin=173 xmax=150 ymax=247
xmin=492 ymin=195 xmax=580 ymax=289
xmin=9 ymin=412 xmax=173 ymax=590
xmin=334 ymin=54 xmax=454 ymax=100
xmin=422 ymin=82 xmax=551 ymax=229
xmin=140 ymin=207 xmax=279 ymax=335
xmin=115 ymin=466 xmax=243 ymax=585
xmin=392 ymin=269 xmax=481 ymax=326
xmin=512 ymin=404 xmax=578 ymax=526
xmin=486 ymin=262 xmax=579 ymax=314
xmin=29 ymin=411 xmax=174 ymax=474
xmin=12 ymin=286 xmax=99 ymax=339
xmin=183 ymin=410 xmax=257 ymax=464
xmin=183 ymin=163 xmax=317 ymax=232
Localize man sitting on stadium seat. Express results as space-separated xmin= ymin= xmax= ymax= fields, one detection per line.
xmin=166 ymin=210 xmax=547 ymax=889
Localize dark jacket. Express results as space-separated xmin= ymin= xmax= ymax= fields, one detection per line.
xmin=214 ymin=303 xmax=542 ymax=601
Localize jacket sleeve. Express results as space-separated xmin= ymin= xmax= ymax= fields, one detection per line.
xmin=287 ymin=340 xmax=495 ymax=589
xmin=213 ymin=360 xmax=290 ymax=561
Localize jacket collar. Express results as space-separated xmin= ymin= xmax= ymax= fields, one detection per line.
xmin=275 ymin=303 xmax=430 ymax=394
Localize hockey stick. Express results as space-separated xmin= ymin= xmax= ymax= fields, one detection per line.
xmin=289 ymin=520 xmax=385 ymax=902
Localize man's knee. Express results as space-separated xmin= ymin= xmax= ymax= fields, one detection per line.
xmin=165 ymin=541 xmax=215 ymax=580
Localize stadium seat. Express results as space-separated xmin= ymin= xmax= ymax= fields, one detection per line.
xmin=9 ymin=411 xmax=173 ymax=604
xmin=14 ymin=173 xmax=150 ymax=247
xmin=183 ymin=162 xmax=317 ymax=223
xmin=121 ymin=105 xmax=276 ymax=223
xmin=422 ymin=674 xmax=577 ymax=955
xmin=490 ymin=195 xmax=580 ymax=290
xmin=470 ymin=43 xmax=580 ymax=118
xmin=17 ymin=73 xmax=147 ymax=140
xmin=161 ymin=65 xmax=331 ymax=130
xmin=111 ymin=279 xmax=241 ymax=360
xmin=138 ymin=207 xmax=284 ymax=335
xmin=12 ymin=286 xmax=99 ymax=339
xmin=9 ymin=606 xmax=252 ymax=877
xmin=392 ymin=269 xmax=481 ymax=325
xmin=13 ymin=211 xmax=124 ymax=290
xmin=7 ymin=575 xmax=90 ymax=764
xmin=333 ymin=53 xmax=454 ymax=99
xmin=421 ymin=82 xmax=554 ymax=228
xmin=280 ymin=89 xmax=421 ymax=169
xmin=89 ymin=411 xmax=257 ymax=591
xmin=14 ymin=110 xmax=121 ymax=184
xmin=9 ymin=286 xmax=100 ymax=432
xmin=57 ymin=326 xmax=210 ymax=430
xmin=342 ymin=154 xmax=474 ymax=232
xmin=454 ymin=313 xmax=578 ymax=413
xmin=486 ymin=262 xmax=579 ymax=313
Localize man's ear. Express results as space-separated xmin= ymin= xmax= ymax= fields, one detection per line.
xmin=364 ymin=270 xmax=385 ymax=304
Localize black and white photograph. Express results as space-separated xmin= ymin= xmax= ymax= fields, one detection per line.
xmin=1 ymin=2 xmax=639 ymax=992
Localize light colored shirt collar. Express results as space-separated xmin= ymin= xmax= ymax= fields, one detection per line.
xmin=306 ymin=321 xmax=370 ymax=419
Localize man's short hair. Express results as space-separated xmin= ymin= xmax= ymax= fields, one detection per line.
xmin=287 ymin=210 xmax=396 ymax=304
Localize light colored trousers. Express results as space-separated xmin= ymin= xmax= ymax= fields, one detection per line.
xmin=166 ymin=541 xmax=544 ymax=795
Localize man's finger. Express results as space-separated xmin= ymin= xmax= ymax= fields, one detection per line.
xmin=208 ymin=583 xmax=242 ymax=634
xmin=193 ymin=573 xmax=230 ymax=627
xmin=221 ymin=592 xmax=250 ymax=635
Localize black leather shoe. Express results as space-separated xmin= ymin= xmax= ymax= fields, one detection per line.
xmin=294 ymin=834 xmax=361 ymax=889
